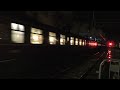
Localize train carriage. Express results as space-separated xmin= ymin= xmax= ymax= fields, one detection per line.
xmin=0 ymin=12 xmax=105 ymax=78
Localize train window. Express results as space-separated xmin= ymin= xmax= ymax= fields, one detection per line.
xmin=49 ymin=32 xmax=56 ymax=45
xmin=75 ymin=38 xmax=78 ymax=45
xmin=67 ymin=37 xmax=69 ymax=41
xmin=11 ymin=23 xmax=25 ymax=43
xmin=82 ymin=40 xmax=85 ymax=46
xmin=60 ymin=34 xmax=65 ymax=45
xmin=30 ymin=28 xmax=43 ymax=44
xmin=79 ymin=39 xmax=82 ymax=46
xmin=11 ymin=23 xmax=18 ymax=30
xmin=11 ymin=23 xmax=25 ymax=31
xmin=19 ymin=25 xmax=25 ymax=31
xmin=70 ymin=37 xmax=74 ymax=45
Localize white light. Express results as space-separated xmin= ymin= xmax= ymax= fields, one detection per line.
xmin=75 ymin=38 xmax=78 ymax=45
xmin=49 ymin=32 xmax=56 ymax=37
xmin=79 ymin=39 xmax=82 ymax=46
xmin=11 ymin=23 xmax=18 ymax=30
xmin=67 ymin=37 xmax=69 ymax=41
xmin=19 ymin=25 xmax=24 ymax=31
xmin=49 ymin=37 xmax=56 ymax=45
xmin=33 ymin=35 xmax=38 ymax=41
xmin=60 ymin=40 xmax=63 ymax=45
xmin=70 ymin=37 xmax=74 ymax=45
xmin=31 ymin=28 xmax=42 ymax=34
xmin=11 ymin=30 xmax=24 ymax=43
xmin=31 ymin=34 xmax=43 ymax=44
xmin=83 ymin=41 xmax=85 ymax=46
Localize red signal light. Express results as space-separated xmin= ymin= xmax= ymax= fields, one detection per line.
xmin=109 ymin=42 xmax=112 ymax=46
xmin=106 ymin=41 xmax=115 ymax=47
xmin=107 ymin=42 xmax=113 ymax=47
xmin=108 ymin=56 xmax=111 ymax=59
xmin=108 ymin=50 xmax=111 ymax=54
xmin=107 ymin=59 xmax=111 ymax=62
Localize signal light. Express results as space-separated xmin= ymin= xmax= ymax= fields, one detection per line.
xmin=106 ymin=41 xmax=115 ymax=47
xmin=108 ymin=56 xmax=111 ymax=59
xmin=109 ymin=43 xmax=112 ymax=46
xmin=108 ymin=50 xmax=111 ymax=54
xmin=108 ymin=42 xmax=113 ymax=47
xmin=107 ymin=59 xmax=111 ymax=62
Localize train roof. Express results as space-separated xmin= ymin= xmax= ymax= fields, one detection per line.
xmin=0 ymin=12 xmax=85 ymax=39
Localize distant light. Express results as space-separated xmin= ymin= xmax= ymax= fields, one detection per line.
xmin=108 ymin=50 xmax=111 ymax=54
xmin=107 ymin=54 xmax=112 ymax=59
xmin=108 ymin=56 xmax=111 ymax=58
xmin=107 ymin=59 xmax=111 ymax=62
xmin=106 ymin=41 xmax=115 ymax=47
xmin=108 ymin=54 xmax=111 ymax=57
xmin=109 ymin=43 xmax=112 ymax=46
xmin=88 ymin=41 xmax=97 ymax=47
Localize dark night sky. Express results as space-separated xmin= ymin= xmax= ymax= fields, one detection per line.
xmin=26 ymin=11 xmax=120 ymax=42
xmin=94 ymin=11 xmax=120 ymax=41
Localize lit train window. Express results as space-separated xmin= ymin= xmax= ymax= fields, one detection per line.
xmin=70 ymin=37 xmax=74 ymax=45
xmin=11 ymin=23 xmax=25 ymax=43
xmin=60 ymin=34 xmax=65 ymax=45
xmin=82 ymin=40 xmax=85 ymax=46
xmin=75 ymin=38 xmax=78 ymax=45
xmin=67 ymin=37 xmax=69 ymax=41
xmin=79 ymin=39 xmax=82 ymax=46
xmin=49 ymin=32 xmax=56 ymax=45
xmin=30 ymin=28 xmax=43 ymax=44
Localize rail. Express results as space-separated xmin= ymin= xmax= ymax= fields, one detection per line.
xmin=79 ymin=52 xmax=106 ymax=79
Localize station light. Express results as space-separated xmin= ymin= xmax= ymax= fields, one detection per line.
xmin=106 ymin=41 xmax=115 ymax=47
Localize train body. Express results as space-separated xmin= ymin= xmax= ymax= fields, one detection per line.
xmin=0 ymin=13 xmax=103 ymax=49
xmin=0 ymin=12 xmax=107 ymax=78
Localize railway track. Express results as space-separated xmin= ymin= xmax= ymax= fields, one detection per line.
xmin=50 ymin=51 xmax=107 ymax=79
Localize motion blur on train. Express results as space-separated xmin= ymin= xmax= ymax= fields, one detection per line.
xmin=0 ymin=14 xmax=105 ymax=50
xmin=0 ymin=12 xmax=109 ymax=78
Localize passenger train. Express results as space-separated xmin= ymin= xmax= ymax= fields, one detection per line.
xmin=0 ymin=12 xmax=105 ymax=60
xmin=0 ymin=12 xmax=107 ymax=78
xmin=0 ymin=14 xmax=100 ymax=47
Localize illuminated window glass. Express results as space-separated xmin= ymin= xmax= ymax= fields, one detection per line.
xmin=11 ymin=23 xmax=25 ymax=43
xmin=79 ymin=39 xmax=82 ymax=46
xmin=75 ymin=38 xmax=78 ymax=45
xmin=70 ymin=37 xmax=74 ymax=45
xmin=67 ymin=37 xmax=69 ymax=41
xmin=82 ymin=40 xmax=85 ymax=46
xmin=49 ymin=32 xmax=56 ymax=45
xmin=60 ymin=34 xmax=66 ymax=45
xmin=30 ymin=28 xmax=43 ymax=44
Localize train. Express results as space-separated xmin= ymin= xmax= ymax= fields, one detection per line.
xmin=0 ymin=13 xmax=101 ymax=47
xmin=0 ymin=12 xmax=108 ymax=78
